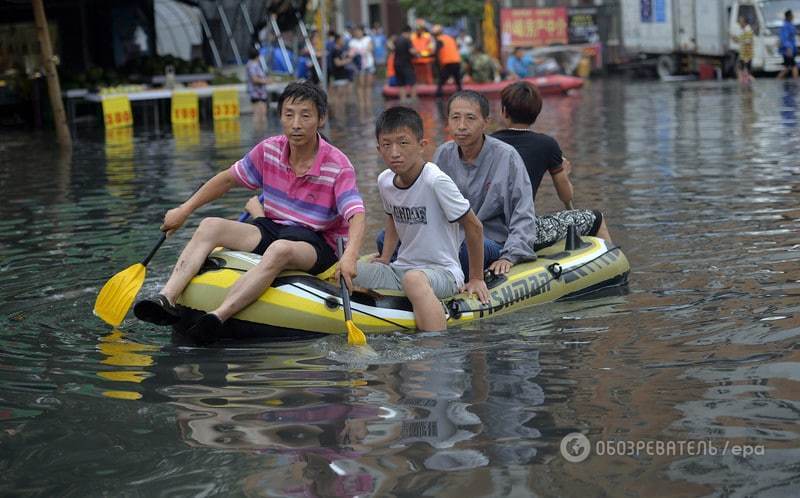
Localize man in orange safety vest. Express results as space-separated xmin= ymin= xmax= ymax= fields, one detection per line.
xmin=432 ymin=24 xmax=463 ymax=98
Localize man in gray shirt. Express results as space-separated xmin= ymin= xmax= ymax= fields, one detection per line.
xmin=433 ymin=90 xmax=537 ymax=277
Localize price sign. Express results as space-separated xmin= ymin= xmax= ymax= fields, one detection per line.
xmin=171 ymin=91 xmax=199 ymax=124
xmin=212 ymin=88 xmax=240 ymax=120
xmin=101 ymin=95 xmax=133 ymax=129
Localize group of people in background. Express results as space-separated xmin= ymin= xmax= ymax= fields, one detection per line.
xmin=246 ymin=21 xmax=390 ymax=121
xmin=385 ymin=19 xmax=534 ymax=102
xmin=246 ymin=16 xmax=553 ymax=112
xmin=246 ymin=8 xmax=800 ymax=115
xmin=734 ymin=9 xmax=798 ymax=85
xmin=326 ymin=23 xmax=387 ymax=105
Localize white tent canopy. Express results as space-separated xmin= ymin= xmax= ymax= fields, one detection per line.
xmin=155 ymin=0 xmax=203 ymax=61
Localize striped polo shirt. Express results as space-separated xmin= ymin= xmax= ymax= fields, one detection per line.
xmin=230 ymin=134 xmax=365 ymax=251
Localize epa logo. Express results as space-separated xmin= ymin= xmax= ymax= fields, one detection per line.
xmin=560 ymin=433 xmax=591 ymax=463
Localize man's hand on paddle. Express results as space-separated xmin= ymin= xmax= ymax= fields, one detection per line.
xmin=335 ymin=253 xmax=358 ymax=293
xmin=245 ymin=195 xmax=265 ymax=218
xmin=488 ymin=258 xmax=513 ymax=275
xmin=161 ymin=205 xmax=192 ymax=236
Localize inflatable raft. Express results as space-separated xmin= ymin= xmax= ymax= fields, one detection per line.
xmin=381 ymin=75 xmax=583 ymax=99
xmin=173 ymin=234 xmax=630 ymax=341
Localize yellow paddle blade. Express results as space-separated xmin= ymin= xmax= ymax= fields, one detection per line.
xmin=93 ymin=263 xmax=146 ymax=327
xmin=346 ymin=320 xmax=367 ymax=346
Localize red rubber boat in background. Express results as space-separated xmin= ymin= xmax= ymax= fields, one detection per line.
xmin=382 ymin=75 xmax=583 ymax=99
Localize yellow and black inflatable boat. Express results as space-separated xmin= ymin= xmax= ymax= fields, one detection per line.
xmin=173 ymin=233 xmax=630 ymax=340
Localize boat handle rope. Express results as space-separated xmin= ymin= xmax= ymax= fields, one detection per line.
xmin=285 ymin=282 xmax=412 ymax=330
xmin=451 ymin=247 xmax=624 ymax=316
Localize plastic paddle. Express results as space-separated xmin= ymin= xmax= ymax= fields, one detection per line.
xmin=93 ymin=233 xmax=167 ymax=327
xmin=94 ymin=185 xmax=202 ymax=327
xmin=337 ymin=238 xmax=367 ymax=346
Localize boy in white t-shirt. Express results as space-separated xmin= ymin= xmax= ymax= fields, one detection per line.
xmin=353 ymin=107 xmax=489 ymax=331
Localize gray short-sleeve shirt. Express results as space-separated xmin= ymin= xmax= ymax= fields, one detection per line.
xmin=380 ymin=162 xmax=470 ymax=286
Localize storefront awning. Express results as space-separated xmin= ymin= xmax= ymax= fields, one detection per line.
xmin=155 ymin=0 xmax=203 ymax=61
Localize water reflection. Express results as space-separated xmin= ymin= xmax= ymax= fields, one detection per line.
xmin=781 ymin=82 xmax=797 ymax=129
xmin=665 ymin=360 xmax=800 ymax=496
xmin=213 ymin=118 xmax=242 ymax=148
xmin=93 ymin=328 xmax=555 ymax=494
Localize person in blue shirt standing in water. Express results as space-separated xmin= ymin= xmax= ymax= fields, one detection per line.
xmin=778 ymin=9 xmax=798 ymax=79
xmin=371 ymin=22 xmax=387 ymax=66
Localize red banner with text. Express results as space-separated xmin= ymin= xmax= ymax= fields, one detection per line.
xmin=500 ymin=7 xmax=568 ymax=48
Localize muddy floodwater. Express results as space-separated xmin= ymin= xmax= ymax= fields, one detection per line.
xmin=1 ymin=78 xmax=798 ymax=497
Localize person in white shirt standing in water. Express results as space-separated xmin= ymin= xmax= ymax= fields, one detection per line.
xmin=348 ymin=25 xmax=375 ymax=105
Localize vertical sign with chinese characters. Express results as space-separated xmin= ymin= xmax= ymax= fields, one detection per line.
xmin=101 ymin=95 xmax=133 ymax=129
xmin=212 ymin=88 xmax=240 ymax=120
xmin=641 ymin=0 xmax=653 ymax=22
xmin=641 ymin=0 xmax=666 ymax=23
xmin=500 ymin=8 xmax=568 ymax=48
xmin=171 ymin=91 xmax=199 ymax=124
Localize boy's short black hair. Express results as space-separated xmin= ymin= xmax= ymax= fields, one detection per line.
xmin=500 ymin=81 xmax=542 ymax=125
xmin=278 ymin=80 xmax=327 ymax=118
xmin=446 ymin=90 xmax=490 ymax=119
xmin=401 ymin=25 xmax=412 ymax=33
xmin=786 ymin=9 xmax=793 ymax=20
xmin=248 ymin=46 xmax=260 ymax=60
xmin=375 ymin=106 xmax=424 ymax=141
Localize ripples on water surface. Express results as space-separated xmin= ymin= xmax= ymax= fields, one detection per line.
xmin=1 ymin=79 xmax=798 ymax=497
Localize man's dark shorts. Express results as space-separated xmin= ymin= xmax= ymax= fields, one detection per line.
xmin=250 ymin=217 xmax=337 ymax=275
xmin=395 ymin=64 xmax=416 ymax=86
xmin=784 ymin=51 xmax=797 ymax=68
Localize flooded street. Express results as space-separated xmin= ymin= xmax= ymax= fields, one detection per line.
xmin=1 ymin=78 xmax=799 ymax=497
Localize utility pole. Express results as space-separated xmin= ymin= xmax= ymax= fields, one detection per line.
xmin=32 ymin=0 xmax=72 ymax=149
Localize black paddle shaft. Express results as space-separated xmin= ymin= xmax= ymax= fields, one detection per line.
xmin=141 ymin=233 xmax=167 ymax=266
xmin=336 ymin=238 xmax=353 ymax=321
xmin=340 ymin=275 xmax=353 ymax=321
xmin=141 ymin=183 xmax=204 ymax=267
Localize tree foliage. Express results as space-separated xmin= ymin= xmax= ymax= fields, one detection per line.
xmin=398 ymin=0 xmax=486 ymax=27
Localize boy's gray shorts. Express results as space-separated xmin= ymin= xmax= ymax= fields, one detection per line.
xmin=353 ymin=261 xmax=460 ymax=299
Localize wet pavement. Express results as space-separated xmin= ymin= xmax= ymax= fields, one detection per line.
xmin=1 ymin=78 xmax=799 ymax=497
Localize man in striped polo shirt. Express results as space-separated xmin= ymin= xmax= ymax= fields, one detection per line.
xmin=134 ymin=81 xmax=366 ymax=344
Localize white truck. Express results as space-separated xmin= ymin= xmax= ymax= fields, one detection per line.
xmin=621 ymin=0 xmax=800 ymax=77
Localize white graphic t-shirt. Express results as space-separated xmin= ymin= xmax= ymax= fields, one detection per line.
xmin=379 ymin=162 xmax=470 ymax=286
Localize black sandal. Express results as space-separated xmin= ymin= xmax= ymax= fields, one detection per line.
xmin=133 ymin=294 xmax=180 ymax=326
